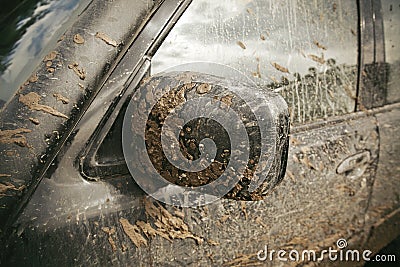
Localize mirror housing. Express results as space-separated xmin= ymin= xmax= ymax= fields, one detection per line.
xmin=122 ymin=71 xmax=290 ymax=205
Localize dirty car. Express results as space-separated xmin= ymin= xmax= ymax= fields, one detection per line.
xmin=0 ymin=0 xmax=399 ymax=266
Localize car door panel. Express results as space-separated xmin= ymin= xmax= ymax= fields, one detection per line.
xmin=6 ymin=109 xmax=382 ymax=266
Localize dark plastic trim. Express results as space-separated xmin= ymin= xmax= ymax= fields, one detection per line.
xmin=79 ymin=0 xmax=193 ymax=180
xmin=357 ymin=0 xmax=389 ymax=110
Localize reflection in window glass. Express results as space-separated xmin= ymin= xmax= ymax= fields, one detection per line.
xmin=382 ymin=0 xmax=400 ymax=104
xmin=152 ymin=0 xmax=358 ymax=124
xmin=0 ymin=0 xmax=93 ymax=105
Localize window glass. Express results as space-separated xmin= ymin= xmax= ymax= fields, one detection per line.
xmin=0 ymin=0 xmax=92 ymax=106
xmin=152 ymin=0 xmax=359 ymax=124
xmin=381 ymin=0 xmax=400 ymax=103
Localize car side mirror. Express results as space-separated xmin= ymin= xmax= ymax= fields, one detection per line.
xmin=122 ymin=70 xmax=290 ymax=207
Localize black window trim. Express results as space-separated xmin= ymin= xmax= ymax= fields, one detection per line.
xmin=79 ymin=0 xmax=193 ymax=180
xmin=357 ymin=0 xmax=389 ymax=110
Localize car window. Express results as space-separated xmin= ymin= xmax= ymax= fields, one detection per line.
xmin=381 ymin=0 xmax=400 ymax=104
xmin=86 ymin=0 xmax=361 ymax=179
xmin=89 ymin=0 xmax=360 ymax=178
xmin=151 ymin=0 xmax=359 ymax=125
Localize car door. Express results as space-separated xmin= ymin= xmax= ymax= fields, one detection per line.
xmin=0 ymin=0 xmax=398 ymax=266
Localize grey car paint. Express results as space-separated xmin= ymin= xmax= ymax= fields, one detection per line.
xmin=0 ymin=0 xmax=399 ymax=266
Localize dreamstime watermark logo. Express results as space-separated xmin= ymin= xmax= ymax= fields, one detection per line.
xmin=257 ymin=238 xmax=397 ymax=263
xmin=122 ymin=70 xmax=278 ymax=207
